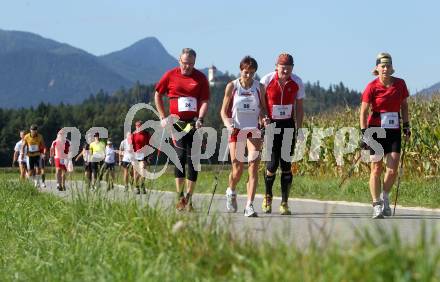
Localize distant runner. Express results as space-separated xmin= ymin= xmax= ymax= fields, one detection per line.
xmin=102 ymin=139 xmax=117 ymax=190
xmin=13 ymin=130 xmax=28 ymax=180
xmin=131 ymin=121 xmax=151 ymax=194
xmin=75 ymin=142 xmax=92 ymax=185
xmin=49 ymin=129 xmax=71 ymax=191
xmin=89 ymin=132 xmax=106 ymax=188
xmin=119 ymin=132 xmax=134 ymax=190
xmin=21 ymin=124 xmax=46 ymax=188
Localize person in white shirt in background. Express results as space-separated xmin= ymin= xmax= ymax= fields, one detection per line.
xmin=102 ymin=139 xmax=117 ymax=190
xmin=12 ymin=130 xmax=28 ymax=180
xmin=119 ymin=132 xmax=134 ymax=190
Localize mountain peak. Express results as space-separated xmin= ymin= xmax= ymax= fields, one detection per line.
xmin=102 ymin=36 xmax=168 ymax=58
xmin=133 ymin=36 xmax=162 ymax=47
xmin=100 ymin=37 xmax=178 ymax=83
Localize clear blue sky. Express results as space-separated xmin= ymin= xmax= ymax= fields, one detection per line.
xmin=1 ymin=0 xmax=439 ymax=93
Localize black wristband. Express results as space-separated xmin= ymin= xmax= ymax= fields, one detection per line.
xmin=403 ymin=122 xmax=410 ymax=128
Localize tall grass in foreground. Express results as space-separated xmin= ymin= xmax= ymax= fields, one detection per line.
xmin=1 ymin=178 xmax=439 ymax=281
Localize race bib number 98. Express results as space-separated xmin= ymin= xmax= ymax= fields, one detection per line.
xmin=178 ymin=97 xmax=197 ymax=112
xmin=272 ymin=104 xmax=292 ymax=119
xmin=237 ymin=99 xmax=257 ymax=113
xmin=380 ymin=112 xmax=399 ymax=129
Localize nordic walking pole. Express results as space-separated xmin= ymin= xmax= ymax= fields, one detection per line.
xmin=338 ymin=153 xmax=362 ymax=188
xmin=393 ymin=138 xmax=407 ymax=216
xmin=146 ymin=128 xmax=167 ymax=204
xmin=207 ymin=142 xmax=229 ymax=215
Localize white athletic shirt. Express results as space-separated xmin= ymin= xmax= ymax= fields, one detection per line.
xmin=229 ymin=79 xmax=261 ymax=129
xmin=14 ymin=140 xmax=27 ymax=162
xmin=105 ymin=146 xmax=116 ymax=164
xmin=119 ymin=139 xmax=133 ymax=162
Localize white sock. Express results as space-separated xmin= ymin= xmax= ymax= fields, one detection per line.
xmin=246 ymin=200 xmax=253 ymax=207
xmin=226 ymin=187 xmax=236 ymax=195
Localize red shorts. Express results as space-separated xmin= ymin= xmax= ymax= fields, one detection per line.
xmin=55 ymin=158 xmax=67 ymax=171
xmin=229 ymin=128 xmax=261 ymax=143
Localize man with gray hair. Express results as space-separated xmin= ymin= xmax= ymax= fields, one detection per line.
xmin=154 ymin=48 xmax=210 ymax=212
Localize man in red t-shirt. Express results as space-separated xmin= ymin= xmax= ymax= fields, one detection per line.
xmin=132 ymin=120 xmax=151 ymax=194
xmin=154 ymin=48 xmax=210 ymax=211
xmin=360 ymin=52 xmax=410 ymax=219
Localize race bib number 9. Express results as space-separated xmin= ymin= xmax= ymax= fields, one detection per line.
xmin=237 ymin=99 xmax=257 ymax=113
xmin=29 ymin=145 xmax=39 ymax=152
xmin=380 ymin=112 xmax=399 ymax=129
xmin=272 ymin=104 xmax=292 ymax=119
xmin=178 ymin=97 xmax=197 ymax=112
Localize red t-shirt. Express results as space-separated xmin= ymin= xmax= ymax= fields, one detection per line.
xmin=260 ymin=71 xmax=305 ymax=120
xmin=131 ymin=131 xmax=151 ymax=152
xmin=361 ymin=77 xmax=409 ymax=127
xmin=155 ymin=67 xmax=210 ymax=120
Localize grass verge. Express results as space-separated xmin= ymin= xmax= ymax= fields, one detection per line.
xmin=1 ymin=176 xmax=439 ymax=281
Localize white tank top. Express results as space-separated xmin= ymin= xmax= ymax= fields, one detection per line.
xmin=105 ymin=146 xmax=116 ymax=164
xmin=14 ymin=140 xmax=28 ymax=162
xmin=119 ymin=139 xmax=133 ymax=162
xmin=230 ymin=79 xmax=261 ymax=129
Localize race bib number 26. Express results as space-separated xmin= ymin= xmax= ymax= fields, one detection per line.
xmin=178 ymin=97 xmax=197 ymax=112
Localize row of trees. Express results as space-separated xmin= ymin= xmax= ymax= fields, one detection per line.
xmin=0 ymin=81 xmax=360 ymax=166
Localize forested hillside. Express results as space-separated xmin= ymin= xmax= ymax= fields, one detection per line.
xmin=0 ymin=81 xmax=360 ymax=166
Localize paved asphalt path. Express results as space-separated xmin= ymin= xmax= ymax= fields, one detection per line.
xmin=42 ymin=180 xmax=440 ymax=248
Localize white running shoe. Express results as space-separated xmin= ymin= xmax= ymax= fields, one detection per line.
xmin=372 ymin=203 xmax=384 ymax=219
xmin=226 ymin=188 xmax=238 ymax=213
xmin=382 ymin=198 xmax=392 ymax=216
xmin=40 ymin=182 xmax=46 ymax=188
xmin=244 ymin=203 xmax=258 ymax=217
